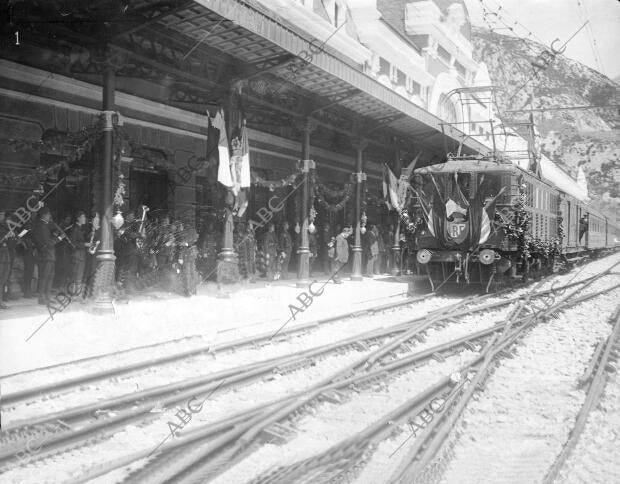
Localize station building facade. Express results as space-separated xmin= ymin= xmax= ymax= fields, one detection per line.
xmin=0 ymin=0 xmax=504 ymax=284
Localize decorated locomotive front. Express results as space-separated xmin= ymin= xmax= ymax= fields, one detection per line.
xmin=410 ymin=160 xmax=516 ymax=291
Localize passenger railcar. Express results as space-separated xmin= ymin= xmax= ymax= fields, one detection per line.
xmin=409 ymin=157 xmax=619 ymax=291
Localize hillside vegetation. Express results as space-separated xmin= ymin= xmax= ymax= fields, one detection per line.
xmin=472 ymin=28 xmax=619 ymax=221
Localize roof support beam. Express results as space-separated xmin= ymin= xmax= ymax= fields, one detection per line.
xmin=310 ymin=89 xmax=362 ymax=114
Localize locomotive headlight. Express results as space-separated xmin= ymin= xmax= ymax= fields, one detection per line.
xmin=479 ymin=249 xmax=496 ymax=265
xmin=416 ymin=249 xmax=432 ymax=264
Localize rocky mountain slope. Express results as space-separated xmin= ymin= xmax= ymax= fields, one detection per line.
xmin=471 ymin=27 xmax=619 ymax=222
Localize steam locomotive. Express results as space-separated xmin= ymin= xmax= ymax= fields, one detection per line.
xmin=409 ymin=156 xmax=619 ymax=291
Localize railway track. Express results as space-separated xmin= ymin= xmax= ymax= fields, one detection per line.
xmin=22 ymin=268 xmax=611 ymax=483
xmin=238 ymin=274 xmax=618 ymax=484
xmin=240 ymin=276 xmax=619 ymax=484
xmin=542 ymin=305 xmax=620 ymax=484
xmin=1 ymin=260 xmax=616 ymax=483
xmin=1 ymin=291 xmax=512 ymax=470
xmin=1 ymin=292 xmax=432 ymax=406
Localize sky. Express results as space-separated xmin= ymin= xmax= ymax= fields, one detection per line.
xmin=463 ymin=0 xmax=620 ymax=81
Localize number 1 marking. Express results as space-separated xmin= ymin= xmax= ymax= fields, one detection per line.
xmin=15 ymin=32 xmax=20 ymax=45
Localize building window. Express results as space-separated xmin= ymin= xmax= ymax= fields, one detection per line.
xmin=390 ymin=64 xmax=398 ymax=82
xmin=396 ymin=69 xmax=406 ymax=87
xmin=406 ymin=77 xmax=421 ymax=95
xmin=455 ymin=61 xmax=466 ymax=78
xmin=437 ymin=45 xmax=451 ymax=63
xmin=379 ymin=57 xmax=390 ymax=77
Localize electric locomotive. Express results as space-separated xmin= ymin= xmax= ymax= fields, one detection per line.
xmin=409 ymin=156 xmax=619 ymax=292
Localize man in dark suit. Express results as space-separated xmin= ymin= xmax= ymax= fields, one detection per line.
xmin=33 ymin=207 xmax=64 ymax=305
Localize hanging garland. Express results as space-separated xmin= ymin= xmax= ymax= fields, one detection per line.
xmin=112 ymin=125 xmax=130 ymax=208
xmin=398 ymin=209 xmax=420 ymax=234
xmin=4 ymin=120 xmax=105 ymax=187
xmin=313 ymin=174 xmax=355 ymax=199
xmin=492 ymin=179 xmax=562 ymax=260
xmin=251 ymin=170 xmax=300 ymax=190
xmin=313 ymin=181 xmax=354 ymax=213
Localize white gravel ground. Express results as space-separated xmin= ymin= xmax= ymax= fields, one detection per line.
xmin=555 ymin=329 xmax=620 ymax=483
xmin=2 ymin=295 xmax=461 ymax=424
xmin=2 ymin=254 xmax=618 ymax=484
xmin=209 ymin=351 xmax=478 ymax=484
xmin=0 ymin=292 xmax=516 ymax=483
xmin=435 ymin=254 xmax=620 ymax=484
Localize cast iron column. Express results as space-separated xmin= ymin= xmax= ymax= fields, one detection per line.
xmin=391 ymin=139 xmax=402 ymax=276
xmin=94 ymin=63 xmax=116 ymax=307
xmin=296 ymin=118 xmax=316 ymax=287
xmin=350 ymin=138 xmax=367 ymax=281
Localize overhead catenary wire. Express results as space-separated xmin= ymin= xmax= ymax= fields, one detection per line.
xmin=478 ymin=0 xmax=540 ymax=56
xmin=576 ymin=0 xmax=604 ymax=73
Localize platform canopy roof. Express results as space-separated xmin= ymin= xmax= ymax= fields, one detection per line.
xmin=5 ymin=0 xmax=491 ymax=159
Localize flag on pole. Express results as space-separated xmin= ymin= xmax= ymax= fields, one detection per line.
xmin=382 ymin=164 xmax=392 ymax=210
xmin=240 ymin=120 xmax=251 ymax=188
xmin=212 ymin=109 xmax=233 ymax=188
xmin=386 ymin=165 xmax=400 ymax=211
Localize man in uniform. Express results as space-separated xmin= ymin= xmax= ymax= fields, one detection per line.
xmin=579 ymin=213 xmax=589 ymax=244
xmin=0 ymin=209 xmax=14 ymax=309
xmin=33 ymin=207 xmax=63 ymax=305
xmin=118 ymin=210 xmax=142 ymax=293
xmin=279 ymin=221 xmax=292 ymax=279
xmin=68 ymin=211 xmax=89 ymax=296
xmin=18 ymin=218 xmax=37 ymax=298
xmin=176 ymin=222 xmax=199 ymax=296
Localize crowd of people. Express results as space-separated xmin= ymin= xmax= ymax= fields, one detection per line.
xmin=0 ymin=206 xmax=411 ymax=309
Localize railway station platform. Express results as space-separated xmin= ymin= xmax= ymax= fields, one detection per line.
xmin=0 ymin=274 xmax=411 ymax=376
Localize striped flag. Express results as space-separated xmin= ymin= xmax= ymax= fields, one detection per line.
xmin=382 ymin=164 xmax=392 ymax=210
xmin=212 ymin=109 xmax=233 ymax=188
xmin=383 ymin=164 xmax=400 ymax=211
xmin=479 ymin=209 xmax=491 ymax=244
xmin=240 ymin=120 xmax=251 ymax=188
